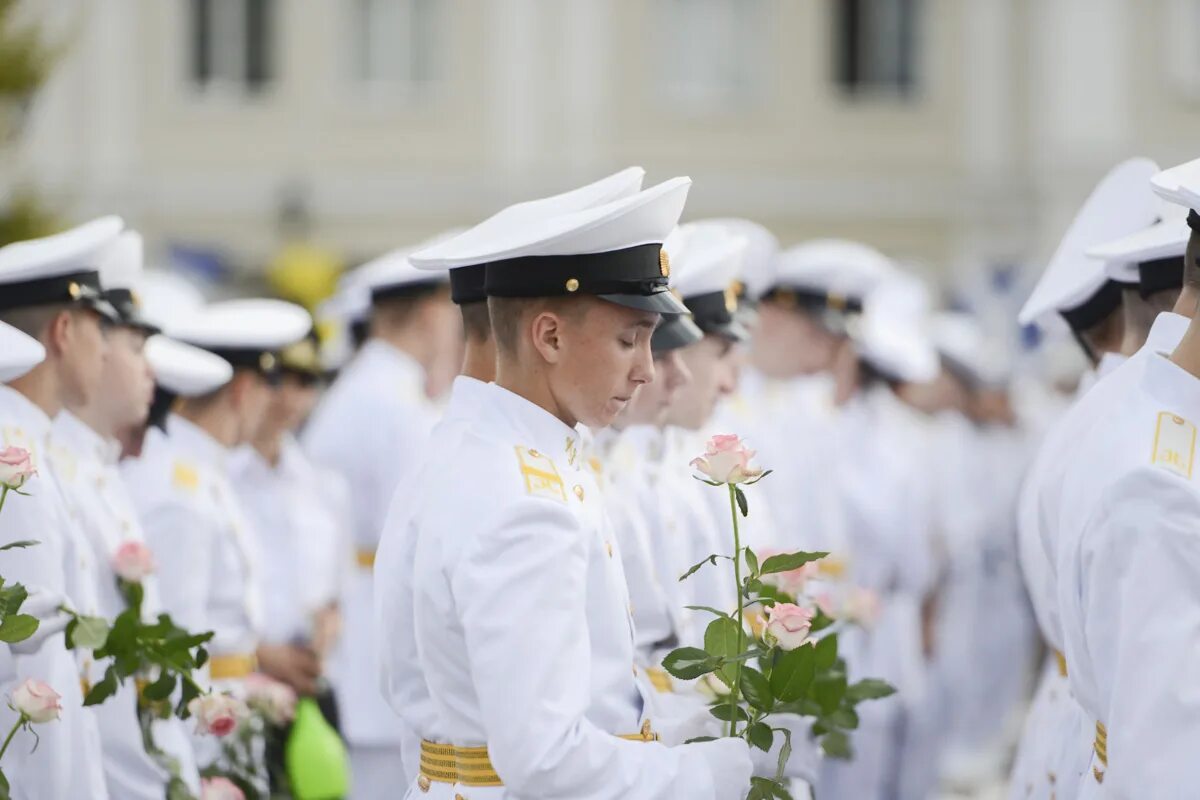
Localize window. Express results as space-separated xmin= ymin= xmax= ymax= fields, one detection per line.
xmin=350 ymin=0 xmax=441 ymax=92
xmin=833 ymin=0 xmax=919 ymax=97
xmin=653 ymin=0 xmax=767 ymax=112
xmin=189 ymin=0 xmax=275 ymax=95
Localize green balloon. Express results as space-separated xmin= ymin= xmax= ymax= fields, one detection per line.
xmin=285 ymin=698 xmax=350 ymax=799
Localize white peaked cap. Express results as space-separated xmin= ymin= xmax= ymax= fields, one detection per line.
xmin=1090 ymin=200 xmax=1190 ymax=284
xmin=144 ymin=335 xmax=234 ymax=396
xmin=688 ymin=218 xmax=779 ymax=302
xmin=1019 ymin=157 xmax=1159 ymax=329
xmin=1151 ymin=157 xmax=1200 ymax=210
xmin=0 ymin=321 xmax=46 ymax=383
xmin=133 ymin=270 xmax=208 ymax=334
xmin=172 ymin=299 xmax=312 ymax=352
xmin=855 ymin=274 xmax=938 ymax=384
xmin=97 ymin=230 xmax=143 ymax=291
xmin=0 ymin=215 xmax=123 ymax=276
xmin=357 ymin=248 xmax=446 ymax=299
xmin=774 ymin=239 xmax=898 ymax=301
xmin=411 ymin=176 xmax=688 ymax=268
xmin=931 ymin=311 xmax=1010 ymax=386
xmin=411 ymin=167 xmax=647 ymax=272
xmin=667 ymin=222 xmax=748 ymax=299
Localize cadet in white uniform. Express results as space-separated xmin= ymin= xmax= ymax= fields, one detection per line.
xmin=51 ymin=229 xmax=206 ymax=798
xmin=303 ymin=249 xmax=456 ymax=797
xmin=384 ymin=176 xmax=753 ymax=798
xmin=0 ymin=218 xmax=122 ymax=799
xmin=233 ymin=336 xmax=347 ymax=698
xmin=1009 ymin=157 xmax=1181 ymax=800
xmin=124 ymin=298 xmax=310 ymax=782
xmin=375 ymin=167 xmax=652 ymax=789
xmin=1048 ymin=157 xmax=1200 ymax=797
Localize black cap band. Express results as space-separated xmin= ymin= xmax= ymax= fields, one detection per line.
xmin=370 ymin=279 xmax=446 ymax=304
xmin=1137 ymin=255 xmax=1185 ymax=299
xmin=484 ymin=243 xmax=671 ymax=300
xmin=1188 ymin=209 xmax=1200 ymax=232
xmin=651 ymin=314 xmax=703 ymax=353
xmin=449 ymin=265 xmax=486 ymax=305
xmin=760 ymin=286 xmax=864 ymax=315
xmin=0 ymin=270 xmax=112 ymax=316
xmin=685 ymin=290 xmax=737 ymax=331
xmin=103 ymin=288 xmax=160 ymax=333
xmin=197 ymin=346 xmax=281 ymax=382
xmin=1059 ymin=279 xmax=1124 ymax=332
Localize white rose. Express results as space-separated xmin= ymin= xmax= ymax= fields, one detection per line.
xmin=11 ymin=678 xmax=61 ymax=724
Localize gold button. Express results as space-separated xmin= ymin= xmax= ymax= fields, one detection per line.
xmin=456 ymin=795 xmax=466 ymax=800
xmin=606 ymin=541 xmax=613 ymax=558
xmin=565 ymin=278 xmax=580 ymax=292
xmin=417 ymin=774 xmax=431 ymax=792
xmin=527 ymin=448 xmax=540 ymax=458
xmin=67 ymin=281 xmax=81 ymax=299
xmin=573 ymin=485 xmax=584 ymax=501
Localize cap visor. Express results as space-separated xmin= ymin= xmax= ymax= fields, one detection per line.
xmin=84 ymin=297 xmax=122 ymax=323
xmin=652 ymin=315 xmax=704 ymax=352
xmin=598 ymin=291 xmax=690 ymax=315
xmin=699 ymin=319 xmax=750 ymax=343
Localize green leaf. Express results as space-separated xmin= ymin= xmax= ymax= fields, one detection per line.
xmin=827 ymin=707 xmax=860 ymax=730
xmin=846 ymin=678 xmax=896 ymax=703
xmin=734 ymin=486 xmax=749 ymax=517
xmin=746 ymin=721 xmax=773 ymax=752
xmin=0 ymin=764 xmax=10 ymax=800
xmin=0 ymin=614 xmax=37 ymax=643
xmin=704 ymin=616 xmax=742 ymax=686
xmin=683 ymin=605 xmax=731 ymax=620
xmin=747 ymin=776 xmax=793 ymax=800
xmin=812 ymin=671 xmax=848 ymax=715
xmin=0 ymin=583 xmax=28 ymax=618
xmin=143 ymin=670 xmax=177 ymax=702
xmin=814 ymin=633 xmax=838 ymax=671
xmin=175 ymin=677 xmax=202 ymax=719
xmin=661 ymin=647 xmax=719 ymax=680
xmin=678 ymin=554 xmax=728 ymax=582
xmin=83 ymin=667 xmax=120 ymax=707
xmin=768 ymin=641 xmax=816 ymax=702
xmin=744 ymin=547 xmax=759 ymax=578
xmin=708 ymin=703 xmax=749 ymax=723
xmin=67 ymin=614 xmax=110 ymax=651
xmin=683 ymin=735 xmax=717 ymax=744
xmin=739 ymin=666 xmax=773 ymax=712
xmin=773 ymin=726 xmax=793 ymax=784
xmin=0 ymin=540 xmax=38 ymax=552
xmin=744 ymin=469 xmax=774 ymax=486
xmin=759 ymin=551 xmax=829 ymax=577
xmin=821 ymin=729 xmax=853 ymax=760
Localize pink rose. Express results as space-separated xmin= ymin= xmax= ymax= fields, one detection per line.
xmin=764 ymin=603 xmax=815 ymax=651
xmin=188 ymin=693 xmax=248 ymax=737
xmin=0 ymin=447 xmax=36 ymax=490
xmin=201 ymin=777 xmax=245 ymax=800
xmin=846 ymin=587 xmax=881 ymax=629
xmin=111 ymin=541 xmax=156 ymax=583
xmin=689 ymin=434 xmax=764 ymax=485
xmin=10 ymin=678 xmax=61 ymax=723
xmin=244 ymin=673 xmax=296 ymax=726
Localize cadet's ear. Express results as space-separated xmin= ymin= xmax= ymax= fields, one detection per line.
xmin=529 ymin=309 xmax=564 ymax=364
xmin=42 ymin=309 xmax=74 ymax=358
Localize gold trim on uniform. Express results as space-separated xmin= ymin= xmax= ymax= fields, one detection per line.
xmin=1093 ymin=721 xmax=1107 ymax=783
xmin=1055 ymin=650 xmax=1068 ymax=678
xmin=172 ymin=461 xmax=200 ymax=492
xmin=515 ymin=446 xmax=566 ymax=502
xmin=1150 ymin=410 xmax=1196 ymax=478
xmin=209 ymin=653 xmax=257 ymax=680
xmin=355 ymin=549 xmax=376 ymax=569
xmin=419 ymin=722 xmax=659 ymax=787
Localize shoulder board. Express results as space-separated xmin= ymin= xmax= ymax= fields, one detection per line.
xmin=172 ymin=460 xmax=200 ymax=493
xmin=1150 ymin=411 xmax=1196 ymax=479
xmin=513 ymin=446 xmax=566 ymax=503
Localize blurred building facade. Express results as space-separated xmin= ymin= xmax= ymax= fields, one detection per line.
xmin=2 ymin=0 xmax=1200 ymax=297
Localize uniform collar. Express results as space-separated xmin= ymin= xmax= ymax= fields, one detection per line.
xmin=479 ymin=382 xmax=582 ymax=467
xmin=446 ymin=375 xmax=490 ymax=411
xmin=165 ymin=413 xmax=229 ymax=467
xmin=361 ymin=338 xmax=425 ymax=384
xmin=0 ymin=385 xmax=53 ymax=437
xmin=53 ymin=410 xmax=120 ymax=465
xmin=1095 ymin=351 xmax=1127 ymax=380
xmin=1143 ymin=311 xmax=1190 ymax=354
xmin=1143 ymin=350 xmax=1200 ymax=416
